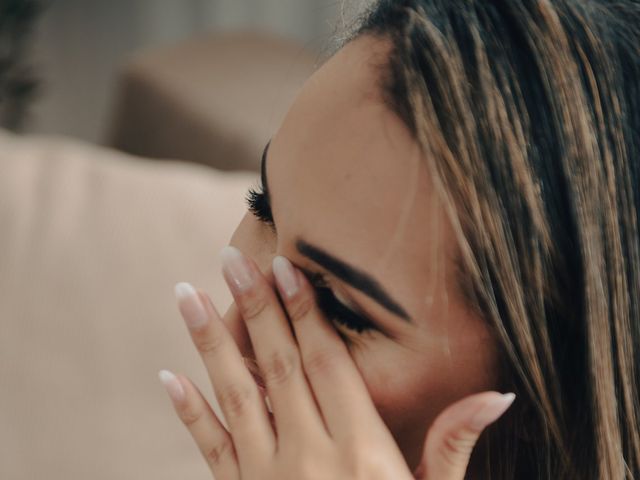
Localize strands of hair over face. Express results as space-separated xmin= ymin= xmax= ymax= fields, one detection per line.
xmin=349 ymin=1 xmax=640 ymax=478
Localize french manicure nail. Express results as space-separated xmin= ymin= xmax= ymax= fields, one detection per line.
xmin=158 ymin=369 xmax=185 ymax=403
xmin=174 ymin=282 xmax=208 ymax=328
xmin=219 ymin=246 xmax=254 ymax=292
xmin=469 ymin=392 xmax=516 ymax=430
xmin=273 ymin=256 xmax=299 ymax=298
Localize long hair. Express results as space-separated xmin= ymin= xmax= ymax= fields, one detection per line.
xmin=352 ymin=1 xmax=640 ymax=478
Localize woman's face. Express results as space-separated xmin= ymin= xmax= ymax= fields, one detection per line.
xmin=222 ymin=34 xmax=499 ymax=468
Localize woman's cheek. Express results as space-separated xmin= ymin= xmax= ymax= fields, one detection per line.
xmin=350 ymin=346 xmax=423 ymax=419
xmin=347 ymin=346 xmax=435 ymax=468
xmin=351 ymin=344 xmax=456 ymax=442
xmin=356 ymin=329 xmax=499 ymax=462
xmin=369 ymin=355 xmax=429 ymax=409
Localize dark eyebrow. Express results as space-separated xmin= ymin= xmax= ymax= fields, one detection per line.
xmin=261 ymin=141 xmax=412 ymax=323
xmin=296 ymin=239 xmax=412 ymax=322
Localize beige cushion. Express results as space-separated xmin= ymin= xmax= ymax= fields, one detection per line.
xmin=107 ymin=32 xmax=316 ymax=172
xmin=0 ymin=130 xmax=257 ymax=480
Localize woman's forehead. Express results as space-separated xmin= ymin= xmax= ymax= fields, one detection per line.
xmin=269 ymin=38 xmax=434 ymax=233
xmin=267 ymin=35 xmax=457 ymax=320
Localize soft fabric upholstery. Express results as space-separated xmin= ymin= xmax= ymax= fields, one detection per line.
xmin=0 ymin=130 xmax=257 ymax=480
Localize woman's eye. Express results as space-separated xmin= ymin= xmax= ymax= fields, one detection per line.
xmin=245 ymin=185 xmax=371 ymax=335
xmin=315 ymin=286 xmax=377 ymax=334
xmin=245 ymin=184 xmax=275 ymax=229
xmin=302 ymin=271 xmax=378 ymax=336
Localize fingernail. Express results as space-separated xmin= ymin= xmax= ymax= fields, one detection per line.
xmin=158 ymin=369 xmax=185 ymax=403
xmin=272 ymin=256 xmax=299 ymax=298
xmin=469 ymin=392 xmax=516 ymax=430
xmin=174 ymin=282 xmax=208 ymax=328
xmin=219 ymin=246 xmax=254 ymax=292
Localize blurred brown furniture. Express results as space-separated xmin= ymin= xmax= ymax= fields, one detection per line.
xmin=108 ymin=32 xmax=317 ymax=172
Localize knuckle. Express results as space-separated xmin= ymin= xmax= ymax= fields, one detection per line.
xmin=194 ymin=332 xmax=225 ymax=358
xmin=286 ymin=294 xmax=315 ymax=323
xmin=437 ymin=427 xmax=478 ymax=469
xmin=291 ymin=447 xmax=332 ymax=479
xmin=205 ymin=437 xmax=234 ymax=466
xmin=262 ymin=349 xmax=300 ymax=387
xmin=179 ymin=405 xmax=203 ymax=427
xmin=218 ymin=384 xmax=256 ymax=419
xmin=304 ymin=348 xmax=339 ymax=377
xmin=342 ymin=447 xmax=377 ymax=479
xmin=237 ymin=289 xmax=270 ymax=321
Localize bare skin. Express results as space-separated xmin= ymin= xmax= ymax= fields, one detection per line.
xmin=160 ymin=35 xmax=514 ymax=478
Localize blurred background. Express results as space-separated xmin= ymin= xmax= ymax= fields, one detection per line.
xmin=26 ymin=0 xmax=342 ymax=144
xmin=2 ymin=0 xmax=369 ymax=167
xmin=0 ymin=1 xmax=372 ymax=479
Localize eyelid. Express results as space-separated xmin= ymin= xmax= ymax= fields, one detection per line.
xmin=331 ymin=284 xmax=397 ymax=338
xmin=312 ymin=279 xmax=379 ymax=332
xmin=332 ymin=288 xmax=365 ymax=317
xmin=307 ymin=272 xmax=359 ymax=314
xmin=330 ymin=290 xmax=353 ymax=312
xmin=317 ymin=275 xmax=367 ymax=315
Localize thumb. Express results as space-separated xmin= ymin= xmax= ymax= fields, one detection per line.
xmin=415 ymin=391 xmax=515 ymax=479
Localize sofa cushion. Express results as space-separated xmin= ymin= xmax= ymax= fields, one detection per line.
xmin=0 ymin=130 xmax=257 ymax=480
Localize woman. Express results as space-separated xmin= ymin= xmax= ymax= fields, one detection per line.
xmin=158 ymin=0 xmax=640 ymax=478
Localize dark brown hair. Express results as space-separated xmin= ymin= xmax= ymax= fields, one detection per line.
xmin=352 ymin=1 xmax=640 ymax=478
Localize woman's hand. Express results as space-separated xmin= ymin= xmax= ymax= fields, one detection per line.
xmin=159 ymin=246 xmax=515 ymax=479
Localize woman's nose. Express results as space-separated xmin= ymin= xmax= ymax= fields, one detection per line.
xmin=219 ymin=259 xmax=277 ymax=361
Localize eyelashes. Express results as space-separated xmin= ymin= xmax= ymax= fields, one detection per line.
xmin=244 ymin=185 xmax=376 ymax=335
xmin=317 ymin=288 xmax=377 ymax=334
xmin=245 ymin=183 xmax=275 ymax=229
xmin=306 ymin=271 xmax=377 ymax=334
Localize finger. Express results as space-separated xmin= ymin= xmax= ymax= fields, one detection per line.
xmin=218 ymin=246 xmax=324 ymax=437
xmin=174 ymin=282 xmax=275 ymax=464
xmin=158 ymin=369 xmax=240 ymax=480
xmin=271 ymin=255 xmax=383 ymax=439
xmin=419 ymin=391 xmax=515 ymax=479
